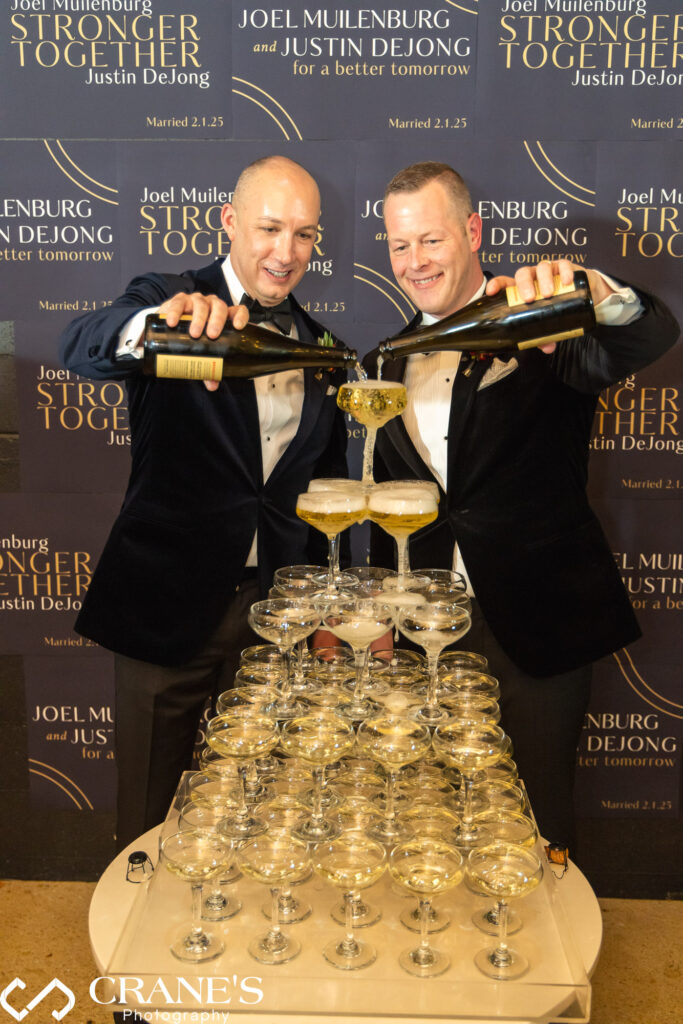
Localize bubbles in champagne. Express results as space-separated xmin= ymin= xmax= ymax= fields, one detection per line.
xmin=337 ymin=379 xmax=407 ymax=429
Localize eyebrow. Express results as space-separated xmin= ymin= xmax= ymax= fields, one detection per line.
xmin=256 ymin=216 xmax=318 ymax=231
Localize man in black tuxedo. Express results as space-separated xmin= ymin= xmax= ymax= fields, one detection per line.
xmin=59 ymin=155 xmax=348 ymax=849
xmin=364 ymin=161 xmax=679 ymax=854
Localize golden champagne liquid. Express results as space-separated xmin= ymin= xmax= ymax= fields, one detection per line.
xmin=316 ymin=848 xmax=386 ymax=890
xmin=470 ymin=860 xmax=542 ymax=900
xmin=281 ymin=715 xmax=354 ymax=766
xmin=337 ymin=380 xmax=407 ymax=428
xmin=369 ymin=508 xmax=437 ymax=537
xmin=390 ymin=841 xmax=464 ymax=895
xmin=206 ymin=719 xmax=278 ymax=761
xmin=239 ymin=856 xmax=310 ymax=886
xmin=295 ymin=506 xmax=364 ymax=536
xmin=165 ymin=858 xmax=226 ymax=883
xmin=358 ymin=717 xmax=431 ymax=769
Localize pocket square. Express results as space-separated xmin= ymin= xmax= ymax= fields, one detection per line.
xmin=478 ymin=357 xmax=519 ymax=391
xmin=326 ymin=385 xmax=338 ymax=396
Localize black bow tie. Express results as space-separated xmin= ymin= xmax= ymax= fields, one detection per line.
xmin=240 ymin=294 xmax=294 ymax=335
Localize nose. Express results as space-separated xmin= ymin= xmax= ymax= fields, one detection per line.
xmin=273 ymin=231 xmax=295 ymax=264
xmin=408 ymin=243 xmax=428 ymax=270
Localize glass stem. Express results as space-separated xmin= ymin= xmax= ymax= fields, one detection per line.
xmin=352 ymin=645 xmax=370 ymax=703
xmin=341 ymin=891 xmax=359 ymax=955
xmin=236 ymin=763 xmax=249 ymax=820
xmin=418 ymin=897 xmax=433 ymax=962
xmin=362 ymin=427 xmax=377 ymax=485
xmin=426 ymin=653 xmax=440 ymax=709
xmin=396 ymin=535 xmax=409 ymax=578
xmin=328 ymin=534 xmax=340 ymax=589
xmin=190 ymin=883 xmax=205 ymax=940
xmin=279 ymin=646 xmax=293 ymax=703
xmin=461 ymin=773 xmax=474 ymax=827
xmin=493 ymin=899 xmax=512 ymax=966
xmin=385 ymin=769 xmax=398 ymax=824
xmin=268 ymin=887 xmax=283 ymax=945
xmin=311 ymin=765 xmax=325 ymax=826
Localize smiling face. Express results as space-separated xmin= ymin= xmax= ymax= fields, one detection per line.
xmin=221 ymin=158 xmax=320 ymax=306
xmin=384 ymin=178 xmax=484 ymax=320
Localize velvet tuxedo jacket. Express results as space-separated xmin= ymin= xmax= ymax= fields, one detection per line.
xmin=59 ymin=260 xmax=348 ymax=665
xmin=364 ymin=281 xmax=679 ymax=677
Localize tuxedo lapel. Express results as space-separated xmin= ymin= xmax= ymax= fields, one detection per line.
xmin=376 ymin=315 xmax=435 ymax=481
xmin=193 ymin=263 xmax=263 ymax=479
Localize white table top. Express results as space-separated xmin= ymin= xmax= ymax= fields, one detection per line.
xmin=89 ymin=826 xmax=601 ymax=1024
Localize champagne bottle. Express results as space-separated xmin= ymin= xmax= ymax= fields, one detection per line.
xmin=379 ymin=271 xmax=595 ymax=360
xmin=142 ymin=314 xmax=357 ymax=380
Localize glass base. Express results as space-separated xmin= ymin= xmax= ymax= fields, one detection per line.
xmin=272 ymin=698 xmax=308 ymax=721
xmin=201 ymin=891 xmax=242 ymax=922
xmin=413 ymin=703 xmax=450 ymax=726
xmin=218 ymin=813 xmax=267 ymax=841
xmin=473 ymin=905 xmax=522 ymax=936
xmin=399 ymin=944 xmax=450 ymax=978
xmin=292 ymin=816 xmax=341 ymax=842
xmin=453 ymin=824 xmax=492 ymax=851
xmin=169 ymin=924 xmax=224 ymax=963
xmin=367 ymin=817 xmax=411 ymax=845
xmin=248 ymin=929 xmax=301 ymax=965
xmin=400 ymin=903 xmax=450 ymax=934
xmin=262 ymin=895 xmax=312 ymax=924
xmin=338 ymin=698 xmax=379 ymax=722
xmin=323 ymin=936 xmax=376 ymax=971
xmin=474 ymin=944 xmax=529 ymax=980
xmin=331 ymin=898 xmax=380 ymax=929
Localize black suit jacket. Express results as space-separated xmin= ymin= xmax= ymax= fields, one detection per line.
xmin=59 ymin=259 xmax=348 ymax=665
xmin=364 ymin=281 xmax=679 ymax=677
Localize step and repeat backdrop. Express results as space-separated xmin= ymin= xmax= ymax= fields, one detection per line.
xmin=0 ymin=1 xmax=680 ymax=848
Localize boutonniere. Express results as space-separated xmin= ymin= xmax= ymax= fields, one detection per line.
xmin=317 ymin=330 xmax=335 ymax=348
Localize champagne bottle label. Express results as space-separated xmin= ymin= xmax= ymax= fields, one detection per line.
xmin=155 ymin=353 xmax=224 ymax=381
xmin=505 ymin=275 xmax=575 ymax=308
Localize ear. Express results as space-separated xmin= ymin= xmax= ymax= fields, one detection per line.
xmin=221 ymin=203 xmax=237 ymax=242
xmin=467 ymin=212 xmax=483 ymax=253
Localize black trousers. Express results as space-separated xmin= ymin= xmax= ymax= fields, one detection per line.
xmin=113 ymin=577 xmax=260 ymax=852
xmin=450 ymin=601 xmax=592 ymax=856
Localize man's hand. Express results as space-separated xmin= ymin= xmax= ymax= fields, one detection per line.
xmin=157 ymin=291 xmax=250 ymax=391
xmin=484 ymin=260 xmax=612 ymax=354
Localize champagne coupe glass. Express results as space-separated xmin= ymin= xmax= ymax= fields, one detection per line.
xmin=439 ymin=650 xmax=489 ymax=673
xmin=439 ymin=669 xmax=500 ymax=701
xmin=320 ymin=595 xmax=395 ymax=721
xmin=273 ymin=563 xmax=334 ymax=690
xmin=398 ymin=598 xmax=472 ymax=725
xmin=237 ymin=832 xmax=312 ymax=965
xmin=160 ymin=829 xmax=232 ymax=963
xmin=248 ymin=598 xmax=320 ymax=719
xmin=433 ymin=721 xmax=507 ymax=849
xmin=177 ymin=800 xmax=242 ymax=921
xmin=466 ymin=842 xmax=544 ymax=980
xmin=296 ymin=488 xmax=366 ymax=593
xmin=357 ymin=714 xmax=432 ymax=844
xmin=337 ymin=379 xmax=408 ymax=485
xmin=469 ymin=810 xmax=539 ymax=935
xmin=313 ymin=835 xmax=387 ymax=970
xmin=280 ymin=712 xmax=355 ymax=841
xmin=367 ymin=485 xmax=438 ymax=580
xmin=344 ymin=565 xmax=399 ymax=597
xmin=205 ymin=708 xmax=279 ymax=839
xmin=239 ymin=644 xmax=283 ymax=684
xmin=389 ymin=838 xmax=465 ymax=978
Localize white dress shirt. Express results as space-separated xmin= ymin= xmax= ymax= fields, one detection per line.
xmin=116 ymin=255 xmax=305 ymax=567
xmin=401 ymin=273 xmax=642 ymax=592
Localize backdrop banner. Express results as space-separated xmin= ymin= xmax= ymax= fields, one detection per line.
xmin=0 ymin=0 xmax=680 ymax=853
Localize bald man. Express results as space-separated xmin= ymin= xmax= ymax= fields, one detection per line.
xmin=59 ymin=156 xmax=349 ymax=848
